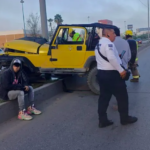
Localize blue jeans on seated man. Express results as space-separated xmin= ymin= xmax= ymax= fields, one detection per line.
xmin=8 ymin=86 xmax=34 ymax=111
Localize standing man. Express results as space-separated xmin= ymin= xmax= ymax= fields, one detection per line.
xmin=114 ymin=28 xmax=131 ymax=69
xmin=0 ymin=59 xmax=41 ymax=120
xmin=112 ymin=27 xmax=131 ymax=110
xmin=95 ymin=28 xmax=137 ymax=128
xmin=125 ymin=30 xmax=140 ymax=82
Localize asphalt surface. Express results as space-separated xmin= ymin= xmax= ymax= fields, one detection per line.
xmin=0 ymin=45 xmax=150 ymax=150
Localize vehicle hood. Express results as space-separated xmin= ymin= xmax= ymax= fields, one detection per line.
xmin=5 ymin=40 xmax=41 ymax=53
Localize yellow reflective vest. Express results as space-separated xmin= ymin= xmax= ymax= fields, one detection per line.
xmin=136 ymin=41 xmax=138 ymax=61
xmin=72 ymin=33 xmax=82 ymax=41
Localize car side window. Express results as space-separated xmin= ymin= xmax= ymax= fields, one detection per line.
xmin=55 ymin=27 xmax=86 ymax=45
xmin=55 ymin=28 xmax=69 ymax=44
xmin=67 ymin=27 xmax=84 ymax=44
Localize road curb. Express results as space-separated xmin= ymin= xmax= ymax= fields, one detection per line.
xmin=0 ymin=80 xmax=63 ymax=124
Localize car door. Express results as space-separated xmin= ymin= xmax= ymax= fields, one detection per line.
xmin=50 ymin=27 xmax=86 ymax=67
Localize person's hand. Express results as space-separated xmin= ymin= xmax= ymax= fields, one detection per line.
xmin=24 ymin=86 xmax=29 ymax=91
xmin=120 ymin=70 xmax=127 ymax=79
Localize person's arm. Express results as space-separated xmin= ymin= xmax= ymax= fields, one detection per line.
xmin=105 ymin=44 xmax=124 ymax=73
xmin=127 ymin=43 xmax=131 ymax=62
xmin=1 ymin=72 xmax=24 ymax=91
xmin=21 ymin=71 xmax=29 ymax=86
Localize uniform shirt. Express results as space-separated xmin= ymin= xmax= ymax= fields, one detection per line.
xmin=114 ymin=36 xmax=131 ymax=69
xmin=72 ymin=33 xmax=82 ymax=41
xmin=95 ymin=37 xmax=124 ymax=73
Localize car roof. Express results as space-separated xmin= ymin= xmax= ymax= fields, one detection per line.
xmin=58 ymin=23 xmax=118 ymax=29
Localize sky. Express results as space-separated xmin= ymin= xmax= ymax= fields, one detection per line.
xmin=0 ymin=0 xmax=148 ymax=33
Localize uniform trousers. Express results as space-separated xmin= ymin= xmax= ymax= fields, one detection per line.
xmin=97 ymin=70 xmax=129 ymax=123
xmin=128 ymin=62 xmax=140 ymax=79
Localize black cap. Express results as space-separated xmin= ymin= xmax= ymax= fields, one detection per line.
xmin=13 ymin=59 xmax=21 ymax=66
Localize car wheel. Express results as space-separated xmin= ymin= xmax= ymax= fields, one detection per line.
xmin=45 ymin=73 xmax=51 ymax=80
xmin=87 ymin=66 xmax=100 ymax=95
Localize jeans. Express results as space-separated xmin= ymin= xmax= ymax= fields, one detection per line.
xmin=8 ymin=86 xmax=34 ymax=111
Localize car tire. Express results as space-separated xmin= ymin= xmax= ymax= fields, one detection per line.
xmin=87 ymin=66 xmax=100 ymax=95
xmin=45 ymin=73 xmax=51 ymax=80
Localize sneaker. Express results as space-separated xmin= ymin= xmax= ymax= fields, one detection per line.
xmin=18 ymin=111 xmax=32 ymax=120
xmin=130 ymin=78 xmax=139 ymax=82
xmin=99 ymin=120 xmax=114 ymax=128
xmin=121 ymin=116 xmax=138 ymax=125
xmin=27 ymin=106 xmax=42 ymax=115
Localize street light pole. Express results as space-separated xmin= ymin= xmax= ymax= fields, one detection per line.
xmin=20 ymin=0 xmax=26 ymax=36
xmin=148 ymin=0 xmax=149 ymax=39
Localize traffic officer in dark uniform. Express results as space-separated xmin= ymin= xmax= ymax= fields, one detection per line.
xmin=95 ymin=28 xmax=138 ymax=128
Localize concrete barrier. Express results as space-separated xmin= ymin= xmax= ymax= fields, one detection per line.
xmin=63 ymin=75 xmax=90 ymax=91
xmin=0 ymin=80 xmax=63 ymax=124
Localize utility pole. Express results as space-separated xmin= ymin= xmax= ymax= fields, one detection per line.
xmin=138 ymin=0 xmax=149 ymax=39
xmin=20 ymin=0 xmax=26 ymax=36
xmin=148 ymin=0 xmax=149 ymax=39
xmin=39 ymin=0 xmax=49 ymax=40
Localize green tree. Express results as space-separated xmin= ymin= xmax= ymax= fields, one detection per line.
xmin=54 ymin=14 xmax=63 ymax=26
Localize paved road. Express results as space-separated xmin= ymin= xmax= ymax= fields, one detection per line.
xmin=0 ymin=46 xmax=150 ymax=150
xmin=138 ymin=42 xmax=150 ymax=52
xmin=142 ymin=39 xmax=150 ymax=44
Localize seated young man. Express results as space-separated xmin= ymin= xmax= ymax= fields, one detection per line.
xmin=0 ymin=59 xmax=41 ymax=120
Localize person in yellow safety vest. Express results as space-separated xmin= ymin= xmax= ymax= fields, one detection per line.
xmin=136 ymin=41 xmax=138 ymax=61
xmin=125 ymin=30 xmax=140 ymax=82
xmin=69 ymin=28 xmax=82 ymax=41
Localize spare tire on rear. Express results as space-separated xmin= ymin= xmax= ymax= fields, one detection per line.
xmin=87 ymin=66 xmax=100 ymax=95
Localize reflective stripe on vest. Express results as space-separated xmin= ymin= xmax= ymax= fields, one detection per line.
xmin=133 ymin=76 xmax=139 ymax=78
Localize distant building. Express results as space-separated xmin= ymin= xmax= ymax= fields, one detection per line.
xmin=0 ymin=30 xmax=34 ymax=48
xmin=98 ymin=19 xmax=113 ymax=25
xmin=0 ymin=30 xmax=42 ymax=48
xmin=0 ymin=30 xmax=24 ymax=48
xmin=136 ymin=28 xmax=150 ymax=36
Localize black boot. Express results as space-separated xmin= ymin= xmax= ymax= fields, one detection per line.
xmin=130 ymin=78 xmax=139 ymax=82
xmin=121 ymin=116 xmax=138 ymax=125
xmin=99 ymin=120 xmax=114 ymax=128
